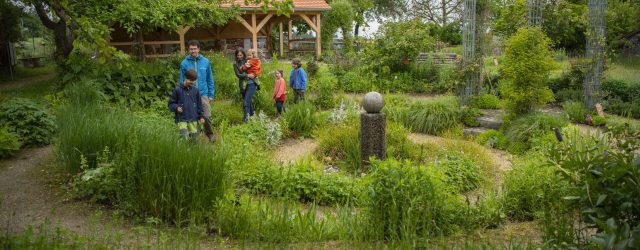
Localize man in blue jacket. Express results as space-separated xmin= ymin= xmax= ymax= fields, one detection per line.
xmin=179 ymin=40 xmax=215 ymax=143
xmin=289 ymin=58 xmax=307 ymax=103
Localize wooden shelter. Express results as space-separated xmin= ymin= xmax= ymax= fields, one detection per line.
xmin=108 ymin=0 xmax=331 ymax=59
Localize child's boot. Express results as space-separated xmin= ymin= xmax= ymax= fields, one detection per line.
xmin=180 ymin=129 xmax=189 ymax=140
xmin=189 ymin=131 xmax=200 ymax=142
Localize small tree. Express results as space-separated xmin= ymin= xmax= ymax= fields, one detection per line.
xmin=500 ymin=27 xmax=556 ymax=117
xmin=362 ymin=19 xmax=434 ymax=73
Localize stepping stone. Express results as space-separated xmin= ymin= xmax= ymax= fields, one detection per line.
xmin=464 ymin=127 xmax=490 ymax=137
xmin=477 ymin=116 xmax=503 ymax=130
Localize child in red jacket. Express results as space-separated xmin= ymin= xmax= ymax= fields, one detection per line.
xmin=273 ymin=69 xmax=286 ymax=116
xmin=241 ymin=49 xmax=262 ymax=87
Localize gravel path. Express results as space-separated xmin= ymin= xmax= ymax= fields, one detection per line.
xmin=273 ymin=138 xmax=319 ymax=165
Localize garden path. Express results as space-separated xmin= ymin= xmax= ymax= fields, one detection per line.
xmin=273 ymin=138 xmax=318 ymax=165
xmin=0 ymin=146 xmax=132 ymax=238
xmin=0 ymin=73 xmax=57 ymax=91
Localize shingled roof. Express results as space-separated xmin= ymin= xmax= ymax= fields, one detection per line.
xmin=222 ymin=0 xmax=331 ymax=11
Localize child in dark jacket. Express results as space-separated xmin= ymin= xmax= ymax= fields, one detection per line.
xmin=168 ymin=69 xmax=205 ymax=140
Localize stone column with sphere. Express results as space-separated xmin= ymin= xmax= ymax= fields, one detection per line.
xmin=361 ymin=92 xmax=386 ymax=166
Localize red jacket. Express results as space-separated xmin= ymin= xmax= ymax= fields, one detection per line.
xmin=273 ymin=78 xmax=286 ymax=101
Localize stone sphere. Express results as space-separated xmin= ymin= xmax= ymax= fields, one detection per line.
xmin=362 ymin=92 xmax=384 ymax=113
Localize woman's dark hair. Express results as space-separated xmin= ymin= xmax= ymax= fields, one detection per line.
xmin=235 ymin=49 xmax=246 ymax=60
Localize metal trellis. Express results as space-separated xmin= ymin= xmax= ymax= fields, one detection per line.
xmin=461 ymin=0 xmax=480 ymax=104
xmin=583 ymin=0 xmax=607 ymax=109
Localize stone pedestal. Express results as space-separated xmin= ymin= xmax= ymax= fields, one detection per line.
xmin=360 ymin=112 xmax=387 ymax=166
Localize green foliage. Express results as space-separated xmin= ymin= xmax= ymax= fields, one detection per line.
xmin=312 ymin=68 xmax=338 ymax=110
xmin=56 ymin=84 xmax=228 ymax=224
xmin=562 ymin=101 xmax=591 ymax=123
xmin=607 ymin=0 xmax=640 ymax=52
xmin=338 ymin=69 xmax=374 ymax=93
xmin=602 ymin=79 xmax=640 ymax=119
xmin=210 ymin=101 xmax=244 ymax=126
xmin=321 ymin=0 xmax=355 ymax=52
xmin=283 ymin=101 xmax=319 ymax=137
xmin=504 ymin=112 xmax=568 ymax=154
xmin=545 ymin=129 xmax=640 ymax=248
xmin=226 ymin=113 xmax=283 ymax=148
xmin=434 ymin=152 xmax=482 ymax=193
xmin=72 ymin=150 xmax=120 ymax=204
xmin=433 ymin=63 xmax=461 ymax=94
xmin=0 ymin=0 xmax=23 ymax=43
xmin=476 ymin=129 xmax=507 ymax=149
xmin=500 ymin=28 xmax=556 ymax=117
xmin=470 ymin=94 xmax=500 ymax=109
xmin=592 ymin=115 xmax=606 ymax=126
xmin=365 ymin=159 xmax=466 ymax=240
xmin=403 ymin=97 xmax=461 ymax=135
xmin=239 ymin=161 xmax=361 ymax=206
xmin=0 ymin=126 xmax=21 ymax=158
xmin=605 ymin=115 xmax=640 ymax=135
xmin=503 ymin=153 xmax=568 ymax=221
xmin=460 ymin=107 xmax=482 ymax=127
xmin=317 ymin=123 xmax=361 ymax=171
xmin=0 ymin=98 xmax=56 ymax=147
xmin=362 ymin=19 xmax=434 ymax=73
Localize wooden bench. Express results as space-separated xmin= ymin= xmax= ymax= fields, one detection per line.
xmin=19 ymin=57 xmax=46 ymax=68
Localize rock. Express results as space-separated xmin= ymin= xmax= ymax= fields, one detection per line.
xmin=362 ymin=92 xmax=384 ymax=113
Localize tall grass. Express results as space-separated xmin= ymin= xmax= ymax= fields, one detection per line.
xmin=283 ymin=101 xmax=319 ymax=137
xmin=403 ymin=96 xmax=461 ymax=135
xmin=364 ymin=159 xmax=467 ymax=240
xmin=56 ymin=83 xmax=229 ymax=224
xmin=504 ymin=112 xmax=568 ymax=154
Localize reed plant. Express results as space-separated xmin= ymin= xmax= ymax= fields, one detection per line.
xmin=403 ymin=97 xmax=461 ymax=135
xmin=56 ymin=83 xmax=229 ymax=224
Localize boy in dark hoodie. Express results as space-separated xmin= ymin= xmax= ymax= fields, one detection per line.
xmin=168 ymin=69 xmax=205 ymax=140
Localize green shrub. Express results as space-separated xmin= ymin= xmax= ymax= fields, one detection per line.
xmin=0 ymin=98 xmax=56 ymax=147
xmin=306 ymin=59 xmax=320 ymax=77
xmin=312 ymin=69 xmax=338 ymax=110
xmin=476 ymin=129 xmax=507 ymax=149
xmin=433 ymin=64 xmax=460 ymax=94
xmin=602 ymin=79 xmax=640 ymax=103
xmin=504 ymin=112 xmax=568 ymax=154
xmin=500 ymin=28 xmax=556 ymax=117
xmin=605 ymin=115 xmax=640 ymax=135
xmin=365 ymin=159 xmax=466 ymax=240
xmin=0 ymin=126 xmax=21 ymax=158
xmin=240 ymin=161 xmax=361 ymax=205
xmin=460 ymin=107 xmax=482 ymax=127
xmin=403 ymin=97 xmax=461 ymax=135
xmin=339 ymin=69 xmax=374 ymax=92
xmin=385 ymin=122 xmax=417 ymax=161
xmin=605 ymin=98 xmax=640 ymax=119
xmin=317 ymin=123 xmax=361 ymax=171
xmin=434 ymin=152 xmax=482 ymax=193
xmin=562 ymin=101 xmax=591 ymax=123
xmin=283 ymin=101 xmax=319 ymax=137
xmin=545 ymin=129 xmax=640 ymax=248
xmin=592 ymin=115 xmax=606 ymax=126
xmin=470 ymin=94 xmax=501 ymax=109
xmin=555 ymin=88 xmax=582 ymax=103
xmin=503 ymin=153 xmax=568 ymax=221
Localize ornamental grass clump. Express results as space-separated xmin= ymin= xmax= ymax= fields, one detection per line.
xmin=283 ymin=101 xmax=319 ymax=137
xmin=403 ymin=97 xmax=461 ymax=135
xmin=365 ymin=159 xmax=467 ymax=240
xmin=56 ymin=83 xmax=229 ymax=224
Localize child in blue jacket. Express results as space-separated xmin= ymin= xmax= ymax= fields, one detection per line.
xmin=168 ymin=69 xmax=204 ymax=140
xmin=289 ymin=58 xmax=307 ymax=103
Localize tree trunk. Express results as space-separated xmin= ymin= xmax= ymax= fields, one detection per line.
xmin=33 ymin=1 xmax=74 ymax=62
xmin=442 ymin=0 xmax=447 ymax=27
xmin=354 ymin=22 xmax=360 ymax=39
